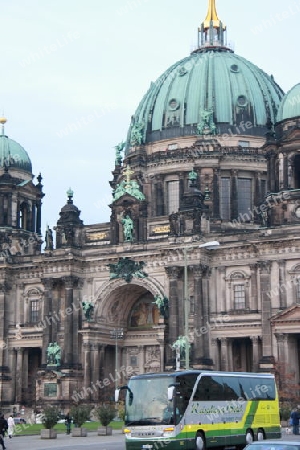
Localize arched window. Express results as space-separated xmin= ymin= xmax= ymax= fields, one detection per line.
xmin=226 ymin=271 xmax=250 ymax=312
xmin=19 ymin=202 xmax=29 ymax=230
xmin=24 ymin=288 xmax=42 ymax=324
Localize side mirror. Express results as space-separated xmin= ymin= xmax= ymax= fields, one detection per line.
xmin=168 ymin=386 xmax=175 ymax=401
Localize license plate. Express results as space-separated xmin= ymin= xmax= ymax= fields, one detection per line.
xmin=142 ymin=446 xmax=153 ymax=449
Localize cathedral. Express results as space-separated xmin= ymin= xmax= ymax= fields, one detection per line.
xmin=0 ymin=0 xmax=300 ymax=409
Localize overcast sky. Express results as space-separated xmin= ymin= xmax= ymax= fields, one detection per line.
xmin=1 ymin=0 xmax=299 ymax=239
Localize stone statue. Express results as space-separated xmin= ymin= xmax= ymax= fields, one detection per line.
xmin=197 ymin=108 xmax=217 ymax=136
xmin=115 ymin=141 xmax=125 ymax=166
xmin=121 ymin=215 xmax=134 ymax=242
xmin=113 ymin=179 xmax=145 ymax=202
xmin=45 ymin=225 xmax=53 ymax=251
xmin=130 ymin=122 xmax=144 ymax=146
xmin=46 ymin=342 xmax=61 ymax=366
xmin=82 ymin=301 xmax=94 ymax=321
xmin=188 ymin=170 xmax=198 ymax=182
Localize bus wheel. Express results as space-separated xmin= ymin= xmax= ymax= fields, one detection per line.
xmin=245 ymin=430 xmax=254 ymax=444
xmin=195 ymin=432 xmax=206 ymax=450
xmin=257 ymin=429 xmax=265 ymax=441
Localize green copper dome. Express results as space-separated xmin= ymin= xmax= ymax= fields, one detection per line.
xmin=277 ymin=83 xmax=300 ymax=122
xmin=127 ymin=49 xmax=284 ymax=146
xmin=0 ymin=134 xmax=32 ymax=173
xmin=125 ymin=0 xmax=284 ymax=148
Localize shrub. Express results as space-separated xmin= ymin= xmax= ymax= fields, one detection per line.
xmin=96 ymin=404 xmax=116 ymax=428
xmin=70 ymin=404 xmax=91 ymax=428
xmin=41 ymin=406 xmax=59 ymax=429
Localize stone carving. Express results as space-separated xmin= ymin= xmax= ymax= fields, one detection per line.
xmin=45 ymin=225 xmax=53 ymax=250
xmin=114 ymin=141 xmax=126 ymax=166
xmin=153 ymin=295 xmax=169 ymax=319
xmin=46 ymin=342 xmax=61 ymax=366
xmin=130 ymin=121 xmax=144 ymax=146
xmin=108 ymin=257 xmax=148 ymax=283
xmin=113 ymin=180 xmax=145 ymax=202
xmin=82 ymin=301 xmax=94 ymax=321
xmin=121 ymin=215 xmax=134 ymax=242
xmin=197 ymin=108 xmax=217 ymax=135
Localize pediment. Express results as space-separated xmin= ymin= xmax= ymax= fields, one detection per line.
xmin=271 ymin=304 xmax=300 ymax=324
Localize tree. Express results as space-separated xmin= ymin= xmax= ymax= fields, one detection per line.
xmin=70 ymin=404 xmax=91 ymax=428
xmin=95 ymin=404 xmax=116 ymax=433
xmin=275 ymin=361 xmax=300 ymax=421
xmin=41 ymin=406 xmax=59 ymax=429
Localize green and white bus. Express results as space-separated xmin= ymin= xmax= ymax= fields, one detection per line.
xmin=116 ymin=370 xmax=281 ymax=450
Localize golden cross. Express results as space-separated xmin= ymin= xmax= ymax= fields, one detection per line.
xmin=123 ymin=165 xmax=134 ymax=185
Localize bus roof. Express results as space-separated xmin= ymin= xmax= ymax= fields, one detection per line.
xmin=129 ymin=370 xmax=274 ymax=380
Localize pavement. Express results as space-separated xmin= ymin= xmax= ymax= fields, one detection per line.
xmin=3 ymin=429 xmax=125 ymax=450
xmin=3 ymin=428 xmax=300 ymax=450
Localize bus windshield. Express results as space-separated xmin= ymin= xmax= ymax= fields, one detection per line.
xmin=125 ymin=376 xmax=176 ymax=426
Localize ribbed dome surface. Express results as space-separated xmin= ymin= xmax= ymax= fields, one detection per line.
xmin=128 ymin=49 xmax=284 ymax=146
xmin=277 ymin=83 xmax=300 ymax=122
xmin=0 ymin=134 xmax=32 ymax=173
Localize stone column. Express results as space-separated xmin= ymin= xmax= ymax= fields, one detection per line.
xmin=220 ymin=338 xmax=228 ymax=371
xmin=258 ymin=261 xmax=274 ymax=367
xmin=211 ymin=338 xmax=219 ymax=370
xmin=200 ymin=266 xmax=213 ymax=367
xmin=99 ymin=344 xmax=106 ymax=380
xmin=91 ymin=343 xmax=99 ymax=389
xmin=63 ymin=276 xmax=78 ymax=366
xmin=41 ymin=278 xmax=54 ymax=365
xmin=0 ymin=283 xmax=10 ymax=369
xmin=36 ymin=200 xmax=42 ymax=235
xmin=275 ymin=333 xmax=288 ymax=367
xmin=192 ymin=266 xmax=204 ymax=363
xmin=155 ymin=175 xmax=164 ymax=216
xmin=230 ymin=170 xmax=238 ymax=220
xmin=157 ymin=338 xmax=165 ymax=372
xmin=165 ymin=266 xmax=181 ymax=364
xmin=268 ymin=152 xmax=276 ymax=192
xmin=212 ymin=169 xmax=220 ymax=218
xmin=9 ymin=349 xmax=17 ymax=404
xmin=83 ymin=343 xmax=91 ymax=399
xmin=218 ymin=266 xmax=226 ymax=313
xmin=23 ymin=349 xmax=29 ymax=403
xmin=73 ymin=279 xmax=83 ymax=366
xmin=250 ymin=264 xmax=258 ymax=311
xmin=15 ymin=347 xmax=24 ymax=403
xmin=278 ymin=260 xmax=287 ymax=309
xmin=250 ymin=335 xmax=260 ymax=372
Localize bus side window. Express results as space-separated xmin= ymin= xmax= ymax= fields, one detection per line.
xmin=223 ymin=376 xmax=240 ymax=400
xmin=193 ymin=376 xmax=224 ymax=401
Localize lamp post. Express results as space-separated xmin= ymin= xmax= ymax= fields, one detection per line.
xmin=110 ymin=328 xmax=124 ymax=390
xmin=183 ymin=241 xmax=220 ymax=370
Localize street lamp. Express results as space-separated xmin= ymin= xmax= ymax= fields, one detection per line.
xmin=183 ymin=241 xmax=220 ymax=370
xmin=110 ymin=328 xmax=124 ymax=390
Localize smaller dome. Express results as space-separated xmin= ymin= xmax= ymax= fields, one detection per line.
xmin=277 ymin=83 xmax=300 ymax=122
xmin=0 ymin=134 xmax=32 ymax=173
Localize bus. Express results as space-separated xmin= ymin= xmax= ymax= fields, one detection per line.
xmin=116 ymin=370 xmax=281 ymax=450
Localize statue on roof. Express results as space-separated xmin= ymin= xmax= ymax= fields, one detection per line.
xmin=82 ymin=301 xmax=94 ymax=322
xmin=121 ymin=215 xmax=134 ymax=242
xmin=112 ymin=179 xmax=145 ymax=202
xmin=46 ymin=342 xmax=61 ymax=366
xmin=197 ymin=108 xmax=217 ymax=136
xmin=130 ymin=121 xmax=144 ymax=146
xmin=115 ymin=141 xmax=126 ymax=166
xmin=45 ymin=225 xmax=53 ymax=251
xmin=188 ymin=170 xmax=198 ymax=181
